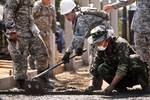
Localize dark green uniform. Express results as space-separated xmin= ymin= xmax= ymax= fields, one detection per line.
xmin=90 ymin=37 xmax=149 ymax=89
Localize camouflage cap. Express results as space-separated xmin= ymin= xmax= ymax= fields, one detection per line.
xmin=87 ymin=25 xmax=110 ymax=44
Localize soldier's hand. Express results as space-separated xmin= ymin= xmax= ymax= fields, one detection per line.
xmin=75 ymin=48 xmax=83 ymax=56
xmin=8 ymin=31 xmax=17 ymax=42
xmin=89 ymin=66 xmax=97 ymax=76
xmin=103 ymin=85 xmax=115 ymax=95
xmin=103 ymin=4 xmax=113 ymax=13
xmin=62 ymin=52 xmax=71 ymax=64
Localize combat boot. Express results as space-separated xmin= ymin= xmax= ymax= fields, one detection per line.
xmin=38 ymin=76 xmax=54 ymax=89
xmin=37 ymin=70 xmax=54 ymax=90
xmin=16 ymin=79 xmax=26 ymax=89
xmin=28 ymin=55 xmax=36 ymax=70
xmin=85 ymin=77 xmax=102 ymax=93
xmin=48 ymin=68 xmax=56 ymax=79
xmin=139 ymin=78 xmax=150 ymax=93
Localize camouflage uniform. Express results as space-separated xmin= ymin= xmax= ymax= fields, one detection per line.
xmin=3 ymin=0 xmax=48 ymax=80
xmin=32 ymin=0 xmax=56 ymax=65
xmin=111 ymin=0 xmax=150 ymax=79
xmin=90 ymin=37 xmax=149 ymax=89
xmin=66 ymin=11 xmax=110 ymax=53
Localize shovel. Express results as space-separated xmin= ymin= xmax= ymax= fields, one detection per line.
xmin=24 ymin=49 xmax=87 ymax=93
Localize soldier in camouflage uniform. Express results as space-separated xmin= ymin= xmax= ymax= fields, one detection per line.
xmin=59 ymin=0 xmax=149 ymax=94
xmin=60 ymin=0 xmax=111 ymax=61
xmin=30 ymin=0 xmax=56 ymax=77
xmin=3 ymin=0 xmax=53 ymax=89
xmin=85 ymin=28 xmax=149 ymax=94
xmin=104 ymin=0 xmax=150 ymax=86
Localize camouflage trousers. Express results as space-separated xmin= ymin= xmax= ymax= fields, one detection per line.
xmin=134 ymin=32 xmax=150 ymax=79
xmin=90 ymin=58 xmax=149 ymax=89
xmin=41 ymin=32 xmax=53 ymax=64
xmin=8 ymin=35 xmax=48 ymax=80
xmin=28 ymin=31 xmax=53 ymax=66
xmin=27 ymin=31 xmax=54 ymax=77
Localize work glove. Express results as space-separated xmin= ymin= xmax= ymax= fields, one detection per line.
xmin=8 ymin=31 xmax=17 ymax=42
xmin=62 ymin=52 xmax=71 ymax=64
xmin=75 ymin=48 xmax=83 ymax=56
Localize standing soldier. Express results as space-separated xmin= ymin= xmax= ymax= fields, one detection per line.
xmin=32 ymin=0 xmax=56 ymax=78
xmin=103 ymin=0 xmax=150 ymax=86
xmin=3 ymin=0 xmax=53 ymax=89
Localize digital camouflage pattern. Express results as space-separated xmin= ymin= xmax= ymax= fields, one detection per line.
xmin=3 ymin=0 xmax=48 ymax=80
xmin=66 ymin=11 xmax=110 ymax=53
xmin=90 ymin=37 xmax=149 ymax=88
xmin=33 ymin=0 xmax=56 ymax=34
xmin=112 ymin=0 xmax=150 ymax=76
xmin=3 ymin=0 xmax=34 ymax=37
xmin=112 ymin=0 xmax=150 ymax=33
xmin=32 ymin=0 xmax=56 ymax=64
xmin=134 ymin=32 xmax=150 ymax=73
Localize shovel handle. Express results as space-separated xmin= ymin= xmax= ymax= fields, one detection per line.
xmin=32 ymin=49 xmax=87 ymax=79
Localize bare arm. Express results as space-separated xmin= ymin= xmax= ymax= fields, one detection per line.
xmin=103 ymin=0 xmax=135 ymax=13
xmin=103 ymin=74 xmax=124 ymax=94
xmin=112 ymin=0 xmax=136 ymax=9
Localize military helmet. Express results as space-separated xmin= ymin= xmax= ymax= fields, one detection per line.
xmin=87 ymin=25 xmax=115 ymax=44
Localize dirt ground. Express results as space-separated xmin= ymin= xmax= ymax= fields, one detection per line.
xmin=1 ymin=66 xmax=150 ymax=100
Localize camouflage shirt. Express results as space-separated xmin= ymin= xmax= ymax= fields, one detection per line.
xmin=93 ymin=37 xmax=136 ymax=76
xmin=3 ymin=0 xmax=34 ymax=37
xmin=67 ymin=12 xmax=110 ymax=53
xmin=32 ymin=1 xmax=56 ymax=34
xmin=112 ymin=0 xmax=150 ymax=33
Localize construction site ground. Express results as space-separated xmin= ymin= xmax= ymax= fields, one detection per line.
xmin=1 ymin=60 xmax=150 ymax=100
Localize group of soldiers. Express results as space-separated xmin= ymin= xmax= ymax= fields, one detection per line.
xmin=1 ymin=0 xmax=150 ymax=95
xmin=60 ymin=0 xmax=150 ymax=95
xmin=3 ymin=0 xmax=56 ymax=89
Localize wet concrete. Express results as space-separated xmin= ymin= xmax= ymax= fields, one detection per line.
xmin=0 ymin=92 xmax=150 ymax=100
xmin=1 ymin=67 xmax=150 ymax=100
